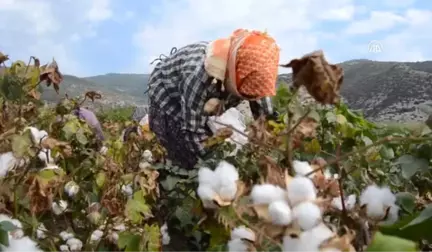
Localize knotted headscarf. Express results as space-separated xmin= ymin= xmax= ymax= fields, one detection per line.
xmin=204 ymin=29 xmax=280 ymax=99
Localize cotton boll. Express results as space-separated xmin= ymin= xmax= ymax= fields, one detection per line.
xmin=364 ymin=199 xmax=386 ymax=219
xmin=380 ymin=204 xmax=400 ymax=226
xmin=3 ymin=236 xmax=43 ymax=252
xmin=268 ymin=200 xmax=292 ymax=225
xmin=121 ymin=184 xmax=133 ymax=198
xmin=142 ymin=150 xmax=153 ymax=162
xmin=66 ymin=237 xmax=83 ymax=251
xmin=250 ymin=184 xmax=287 ymax=204
xmin=59 ymin=244 xmax=70 ymax=252
xmin=378 ymin=187 xmax=396 ymax=206
xmin=64 ymin=181 xmax=80 ymax=197
xmin=60 ymin=231 xmax=74 ymax=241
xmin=113 ymin=223 xmax=126 ymax=231
xmin=36 ymin=223 xmax=48 ymax=239
xmin=139 ymin=161 xmax=151 ymax=170
xmin=293 ymin=202 xmax=322 ymax=230
xmin=227 ymin=238 xmax=249 ymax=252
xmin=99 ymin=146 xmax=108 ymax=155
xmin=293 ymin=160 xmax=314 ymax=178
xmin=90 ymin=230 xmax=104 ymax=242
xmin=0 ymin=152 xmax=19 ymax=177
xmin=231 ymin=226 xmax=255 ymax=242
xmin=52 ymin=200 xmax=68 ymax=215
xmin=360 ymin=185 xmax=382 ymax=206
xmin=160 ymin=222 xmax=170 ymax=245
xmin=25 ymin=127 xmax=41 ymax=144
xmin=287 ymin=177 xmax=316 ymax=206
xmin=197 ymin=184 xmax=217 ymax=201
xmin=283 ymin=233 xmax=301 ymax=252
xmin=198 ymin=167 xmax=218 ymax=188
xmin=218 ymin=182 xmax=237 ymax=201
xmin=214 ymin=161 xmax=239 ymax=186
xmin=107 ymin=231 xmax=119 ymax=244
xmin=331 ymin=194 xmax=356 ymax=211
xmin=301 ymin=223 xmax=334 ymax=250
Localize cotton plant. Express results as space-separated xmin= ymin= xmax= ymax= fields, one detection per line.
xmin=197 ymin=160 xmax=240 ymax=208
xmin=64 ymin=181 xmax=80 ymax=198
xmin=0 ymin=214 xmax=43 ymax=252
xmin=227 ymin=226 xmax=256 ymax=252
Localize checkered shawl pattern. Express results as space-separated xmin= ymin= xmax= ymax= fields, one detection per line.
xmin=147 ymin=42 xmax=273 ymax=162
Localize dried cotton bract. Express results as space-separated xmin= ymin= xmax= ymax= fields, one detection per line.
xmin=197 ymin=161 xmax=239 ymax=208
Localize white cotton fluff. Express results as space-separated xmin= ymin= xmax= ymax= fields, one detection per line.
xmin=228 ymin=238 xmax=249 ymax=252
xmin=0 ymin=152 xmax=26 ymax=178
xmin=90 ymin=230 xmax=104 ymax=242
xmin=283 ymin=223 xmax=334 ymax=251
xmin=66 ymin=237 xmax=83 ymax=251
xmin=142 ymin=150 xmax=153 ymax=162
xmin=197 ymin=161 xmax=239 ymax=205
xmin=250 ymin=184 xmax=287 ymax=205
xmin=293 ymin=160 xmax=314 ymax=178
xmin=160 ymin=222 xmax=170 ymax=245
xmin=64 ymin=181 xmax=80 ymax=198
xmin=287 ymin=176 xmax=317 ymax=206
xmin=197 ymin=184 xmax=218 ymax=209
xmin=113 ymin=223 xmax=126 ymax=231
xmin=293 ymin=201 xmax=322 ymax=230
xmin=52 ymin=200 xmax=68 ymax=215
xmin=99 ymin=146 xmax=108 ymax=155
xmin=36 ymin=223 xmax=47 ymax=239
xmin=121 ymin=184 xmax=133 ymax=198
xmin=331 ymin=194 xmax=357 ymax=211
xmin=107 ymin=231 xmax=119 ymax=244
xmin=60 ymin=244 xmax=70 ymax=251
xmin=360 ymin=185 xmax=396 ymax=219
xmin=2 ymin=236 xmax=43 ymax=252
xmin=268 ymin=200 xmax=293 ymax=225
xmin=198 ymin=167 xmax=219 ymax=189
xmin=60 ymin=231 xmax=74 ymax=241
xmin=230 ymin=226 xmax=256 ymax=242
xmin=380 ymin=204 xmax=400 ymax=226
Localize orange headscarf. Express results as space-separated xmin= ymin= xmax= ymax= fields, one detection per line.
xmin=204 ymin=29 xmax=280 ymax=99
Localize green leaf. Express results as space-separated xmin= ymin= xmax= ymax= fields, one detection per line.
xmin=95 ymin=172 xmax=106 ymax=188
xmin=325 ymin=111 xmax=337 ymax=123
xmin=38 ymin=168 xmax=65 ymax=181
xmin=366 ymin=232 xmax=418 ymax=252
xmin=395 ymin=192 xmax=416 ymax=213
xmin=143 ymin=224 xmax=161 ymax=251
xmin=0 ymin=221 xmax=18 ymax=232
xmin=160 ymin=175 xmax=180 ymax=191
xmin=62 ymin=119 xmax=80 ymax=140
xmin=0 ymin=229 xmax=8 ymax=247
xmin=118 ymin=231 xmax=141 ymax=252
xmin=401 ymin=204 xmax=432 ymax=230
xmin=124 ymin=191 xmax=152 ymax=224
xmin=336 ymin=114 xmax=347 ymax=124
xmin=380 ymin=146 xmax=395 ymax=159
xmin=11 ymin=133 xmax=33 ymax=158
xmin=395 ymin=155 xmax=429 ymax=179
xmin=75 ymin=129 xmax=88 ymax=145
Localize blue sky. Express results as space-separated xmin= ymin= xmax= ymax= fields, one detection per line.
xmin=1 ymin=0 xmax=431 ymax=77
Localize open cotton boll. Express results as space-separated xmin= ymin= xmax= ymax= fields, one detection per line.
xmin=250 ymin=184 xmax=287 ymax=204
xmin=36 ymin=223 xmax=48 ymax=239
xmin=218 ymin=182 xmax=237 ymax=201
xmin=214 ymin=161 xmax=239 ymax=186
xmin=52 ymin=200 xmax=68 ymax=215
xmin=2 ymin=236 xmax=43 ymax=252
xmin=293 ymin=201 xmax=322 ymax=230
xmin=66 ymin=237 xmax=83 ymax=251
xmin=231 ymin=226 xmax=256 ymax=242
xmin=198 ymin=167 xmax=218 ymax=187
xmin=121 ymin=184 xmax=133 ymax=198
xmin=331 ymin=194 xmax=357 ymax=211
xmin=0 ymin=152 xmax=22 ymax=178
xmin=380 ymin=204 xmax=400 ymax=226
xmin=268 ymin=200 xmax=292 ymax=225
xmin=60 ymin=231 xmax=74 ymax=241
xmin=90 ymin=230 xmax=104 ymax=242
xmin=301 ymin=223 xmax=335 ymax=250
xmin=287 ymin=176 xmax=317 ymax=206
xmin=64 ymin=181 xmax=80 ymax=197
xmin=142 ymin=150 xmax=153 ymax=162
xmin=59 ymin=244 xmax=70 ymax=252
xmin=378 ymin=187 xmax=396 ymax=206
xmin=227 ymin=238 xmax=249 ymax=252
xmin=197 ymin=184 xmax=217 ymax=201
xmin=360 ymin=185 xmax=383 ymax=206
xmin=0 ymin=214 xmax=24 ymax=239
xmin=293 ymin=160 xmax=314 ymax=178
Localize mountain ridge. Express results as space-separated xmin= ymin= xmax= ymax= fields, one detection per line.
xmin=41 ymin=59 xmax=432 ymax=122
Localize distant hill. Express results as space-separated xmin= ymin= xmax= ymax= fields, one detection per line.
xmin=40 ymin=60 xmax=432 ymax=122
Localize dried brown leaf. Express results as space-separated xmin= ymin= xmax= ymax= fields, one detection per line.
xmin=85 ymin=91 xmax=102 ymax=102
xmin=258 ymin=155 xmax=287 ymax=188
xmin=40 ymin=59 xmax=63 ymax=94
xmin=281 ymin=50 xmax=344 ymax=105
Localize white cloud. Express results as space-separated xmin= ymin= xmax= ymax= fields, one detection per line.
xmin=86 ymin=0 xmax=113 ymax=22
xmin=131 ymin=0 xmax=356 ymax=73
xmin=0 ymin=0 xmax=114 ymax=76
xmin=344 ymin=11 xmax=406 ymax=35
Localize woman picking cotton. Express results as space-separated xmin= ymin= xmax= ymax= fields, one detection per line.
xmin=147 ymin=28 xmax=281 ymax=169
